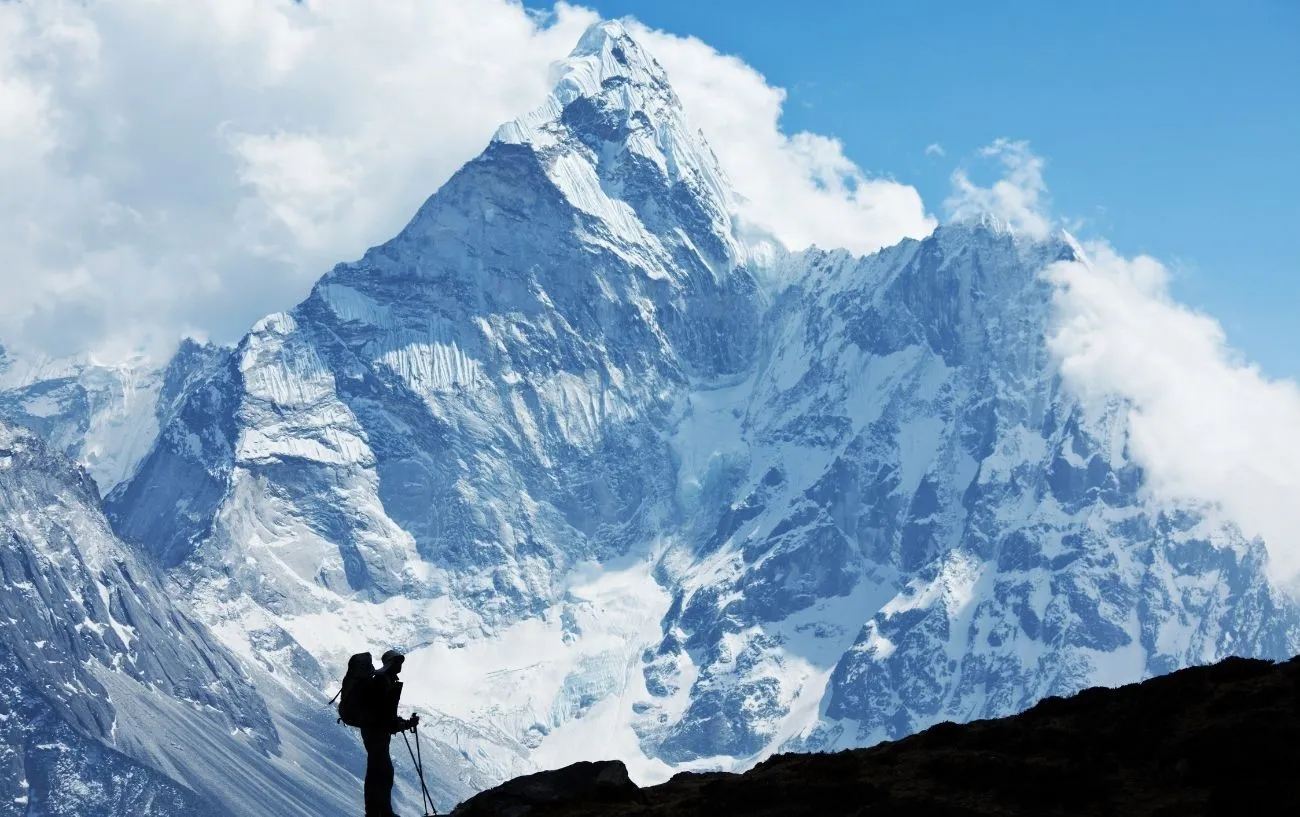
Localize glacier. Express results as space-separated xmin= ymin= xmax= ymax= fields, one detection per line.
xmin=1 ymin=17 xmax=1297 ymax=813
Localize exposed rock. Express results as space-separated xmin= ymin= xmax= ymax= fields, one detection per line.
xmin=451 ymin=760 xmax=644 ymax=816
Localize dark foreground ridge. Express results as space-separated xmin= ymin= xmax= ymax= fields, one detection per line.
xmin=450 ymin=655 xmax=1300 ymax=816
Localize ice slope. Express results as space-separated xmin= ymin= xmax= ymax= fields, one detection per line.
xmin=0 ymin=421 xmax=367 ymax=815
xmin=92 ymin=16 xmax=1300 ymax=801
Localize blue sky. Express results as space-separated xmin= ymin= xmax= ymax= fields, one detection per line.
xmin=592 ymin=0 xmax=1300 ymax=379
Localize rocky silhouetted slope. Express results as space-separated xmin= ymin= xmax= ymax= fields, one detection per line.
xmin=451 ymin=654 xmax=1300 ymax=816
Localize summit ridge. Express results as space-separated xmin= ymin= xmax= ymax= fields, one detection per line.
xmin=495 ymin=19 xmax=680 ymax=146
xmin=491 ymin=19 xmax=742 ymax=278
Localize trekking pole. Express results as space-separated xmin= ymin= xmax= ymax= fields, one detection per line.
xmin=415 ymin=725 xmax=435 ymax=816
xmin=401 ymin=725 xmax=437 ymax=816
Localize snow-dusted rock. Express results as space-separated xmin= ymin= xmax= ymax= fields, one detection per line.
xmin=641 ymin=225 xmax=1299 ymax=762
xmin=0 ymin=349 xmax=163 ymax=495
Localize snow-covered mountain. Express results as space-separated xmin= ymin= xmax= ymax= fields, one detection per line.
xmin=4 ymin=17 xmax=1298 ymax=811
xmin=645 ymin=224 xmax=1298 ymax=761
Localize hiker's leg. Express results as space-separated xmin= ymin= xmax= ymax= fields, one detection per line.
xmin=380 ymin=737 xmax=395 ymax=814
xmin=362 ymin=730 xmax=392 ymax=816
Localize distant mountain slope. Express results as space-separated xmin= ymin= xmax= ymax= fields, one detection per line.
xmin=646 ymin=223 xmax=1299 ymax=762
xmin=0 ymin=421 xmax=363 ymax=815
xmin=0 ymin=348 xmax=162 ymax=494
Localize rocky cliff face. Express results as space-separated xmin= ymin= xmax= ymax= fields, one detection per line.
xmin=4 ymin=18 xmax=1297 ymax=811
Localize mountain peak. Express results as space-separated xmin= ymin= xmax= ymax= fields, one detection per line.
xmin=494 ymin=18 xmax=679 ymax=147
xmin=573 ymin=18 xmax=634 ymax=50
xmin=569 ymin=18 xmax=669 ymax=86
xmin=487 ymin=18 xmax=743 ymax=273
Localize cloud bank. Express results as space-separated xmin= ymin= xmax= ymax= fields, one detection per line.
xmin=954 ymin=139 xmax=1300 ymax=588
xmin=0 ymin=1 xmax=933 ymax=364
xmin=0 ymin=0 xmax=597 ymax=361
xmin=1046 ymin=243 xmax=1300 ymax=586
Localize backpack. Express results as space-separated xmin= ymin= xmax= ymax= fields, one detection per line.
xmin=333 ymin=652 xmax=376 ymax=728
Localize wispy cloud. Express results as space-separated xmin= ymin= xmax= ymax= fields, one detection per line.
xmin=925 ymin=143 xmax=945 ymax=157
xmin=631 ymin=23 xmax=935 ymax=257
xmin=945 ymin=138 xmax=1052 ymax=238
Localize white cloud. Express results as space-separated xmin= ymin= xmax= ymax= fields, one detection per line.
xmin=925 ymin=143 xmax=945 ymax=157
xmin=0 ymin=0 xmax=599 ymax=362
xmin=1046 ymin=241 xmax=1300 ymax=586
xmin=626 ymin=22 xmax=935 ymax=256
xmin=0 ymin=2 xmax=936 ymax=365
xmin=946 ymin=138 xmax=1052 ymax=238
xmin=949 ymin=138 xmax=1300 ymax=587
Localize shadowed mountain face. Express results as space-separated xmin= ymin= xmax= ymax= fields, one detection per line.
xmin=3 ymin=18 xmax=1299 ymax=810
xmin=450 ymin=653 xmax=1300 ymax=816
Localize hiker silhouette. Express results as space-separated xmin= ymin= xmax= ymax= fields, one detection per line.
xmin=363 ymin=650 xmax=419 ymax=816
xmin=335 ymin=649 xmax=421 ymax=816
